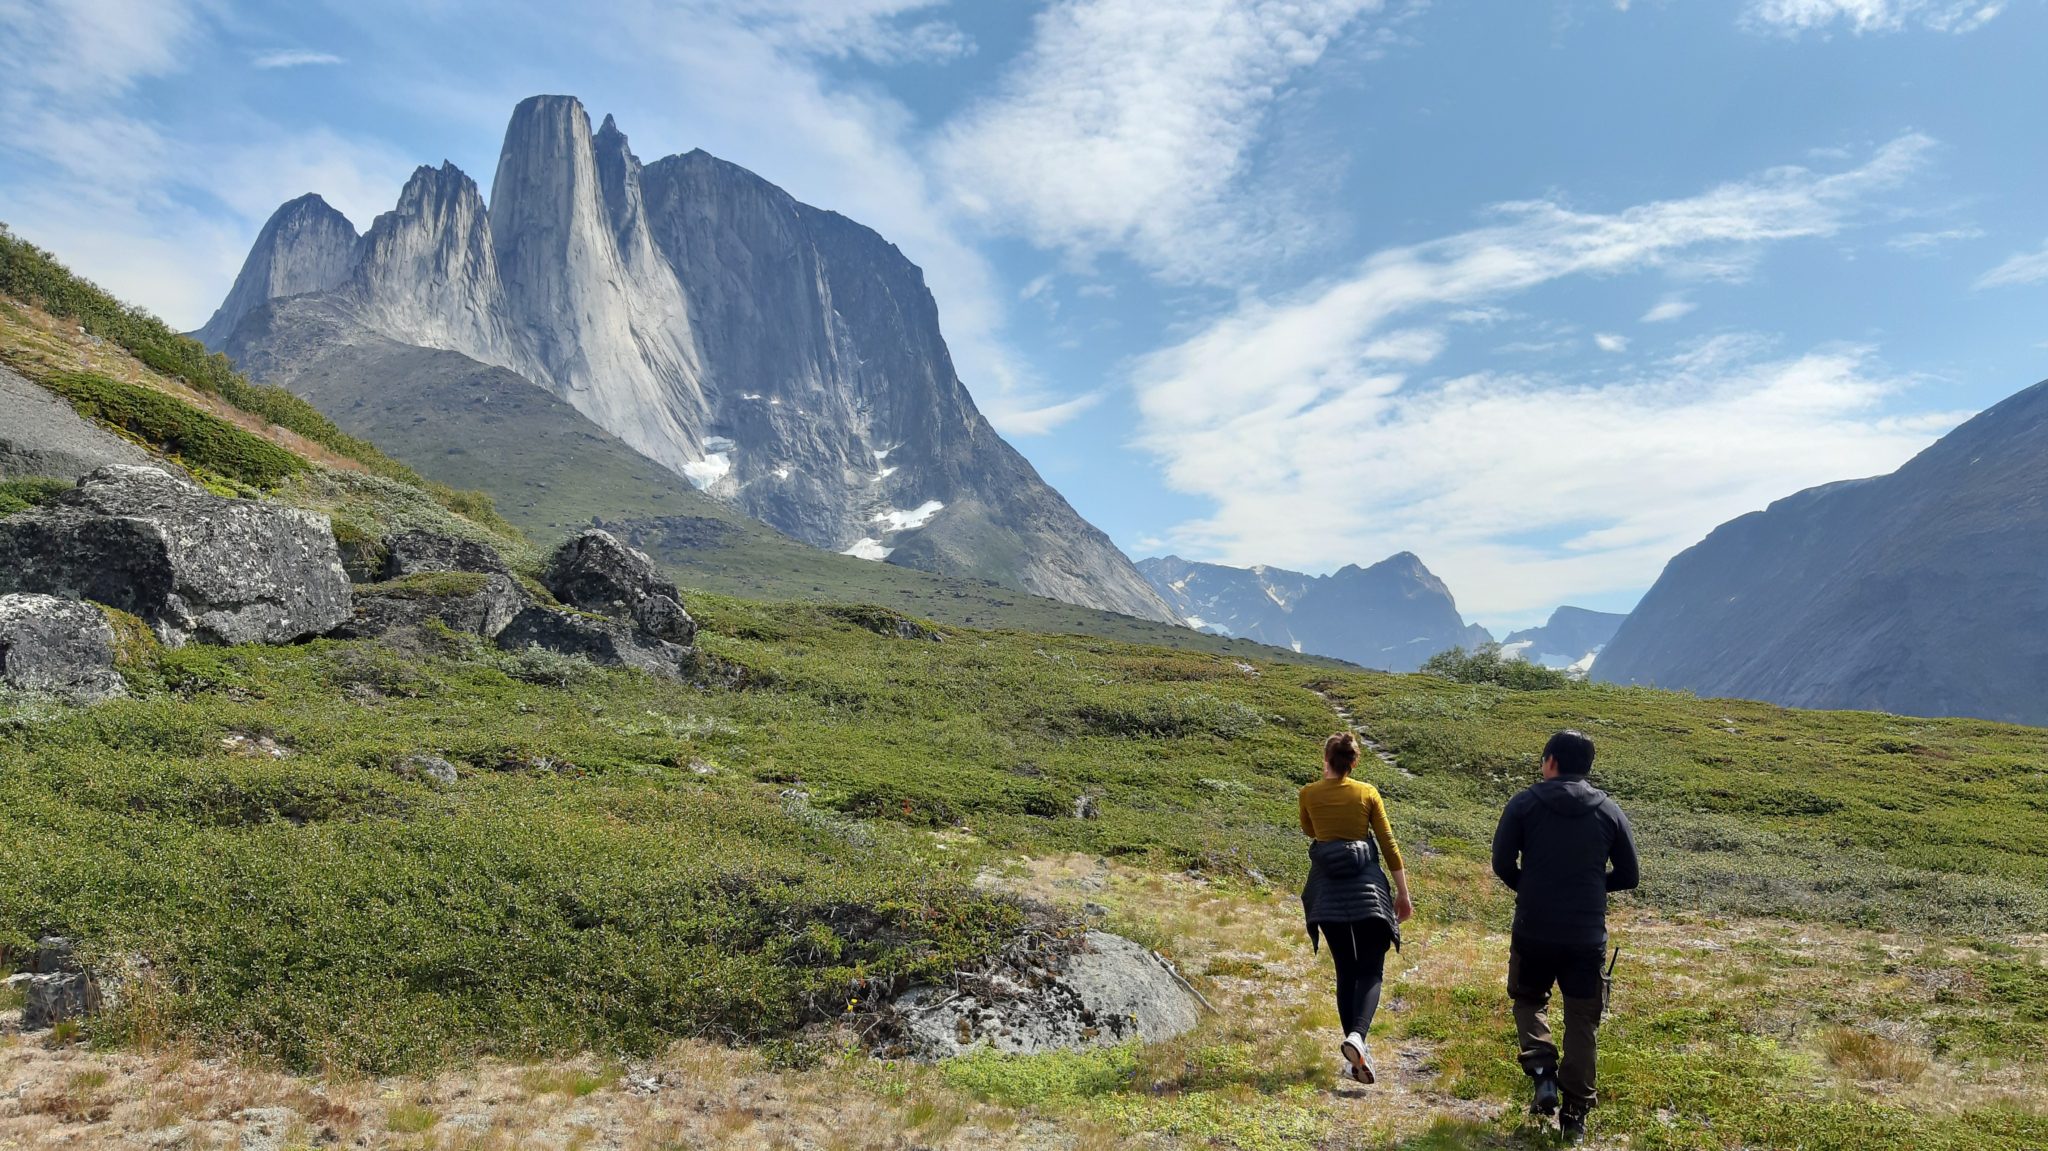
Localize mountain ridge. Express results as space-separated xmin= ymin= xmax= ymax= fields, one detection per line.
xmin=201 ymin=95 xmax=1177 ymax=624
xmin=1137 ymin=551 xmax=1491 ymax=671
xmin=1594 ymin=377 xmax=2048 ymax=724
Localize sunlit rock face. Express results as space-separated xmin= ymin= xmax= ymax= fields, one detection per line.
xmin=205 ymin=95 xmax=1176 ymax=624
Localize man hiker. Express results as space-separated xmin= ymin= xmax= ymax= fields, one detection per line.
xmin=1491 ymin=729 xmax=1639 ymax=1144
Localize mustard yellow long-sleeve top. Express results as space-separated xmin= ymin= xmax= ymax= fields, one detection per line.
xmin=1298 ymin=777 xmax=1406 ymax=872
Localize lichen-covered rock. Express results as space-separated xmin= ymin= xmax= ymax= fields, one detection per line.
xmin=397 ymin=754 xmax=459 ymax=785
xmin=495 ymin=606 xmax=694 ymax=679
xmin=882 ymin=930 xmax=1201 ymax=1060
xmin=381 ymin=529 xmax=511 ymax=578
xmin=0 ymin=465 xmax=351 ymax=646
xmin=334 ymin=572 xmax=528 ymax=640
xmin=0 ymin=592 xmax=125 ymax=700
xmin=19 ymin=936 xmax=97 ymax=1030
xmin=541 ymin=529 xmax=696 ymax=645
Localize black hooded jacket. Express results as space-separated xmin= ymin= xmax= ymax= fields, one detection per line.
xmin=1491 ymin=777 xmax=1639 ymax=947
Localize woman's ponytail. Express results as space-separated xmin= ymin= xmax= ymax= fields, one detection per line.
xmin=1324 ymin=732 xmax=1361 ymax=774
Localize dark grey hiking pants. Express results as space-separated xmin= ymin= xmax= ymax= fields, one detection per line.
xmin=1508 ymin=937 xmax=1606 ymax=1111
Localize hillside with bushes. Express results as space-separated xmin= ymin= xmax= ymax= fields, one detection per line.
xmin=1 ymin=233 xmax=2044 ymax=1150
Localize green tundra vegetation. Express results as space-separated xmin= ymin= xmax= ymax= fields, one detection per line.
xmin=2 ymin=236 xmax=2045 ymax=1149
xmin=1 ymin=607 xmax=2046 ymax=1148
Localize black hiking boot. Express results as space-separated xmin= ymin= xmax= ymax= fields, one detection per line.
xmin=1559 ymin=1104 xmax=1588 ymax=1145
xmin=1531 ymin=1072 xmax=1560 ymax=1116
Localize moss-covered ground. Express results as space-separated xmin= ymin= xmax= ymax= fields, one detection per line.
xmin=2 ymin=596 xmax=2045 ymax=1147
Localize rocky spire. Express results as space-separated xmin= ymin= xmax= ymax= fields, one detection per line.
xmin=195 ymin=194 xmax=359 ymax=348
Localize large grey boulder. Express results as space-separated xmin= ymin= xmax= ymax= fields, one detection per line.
xmin=0 ymin=592 xmax=125 ymax=700
xmin=542 ymin=529 xmax=696 ymax=645
xmin=335 ymin=572 xmax=528 ymax=641
xmin=495 ymin=605 xmax=693 ymax=679
xmin=0 ymin=465 xmax=351 ymax=646
xmin=885 ymin=930 xmax=1202 ymax=1060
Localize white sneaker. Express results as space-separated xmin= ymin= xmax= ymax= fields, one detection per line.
xmin=1340 ymin=1032 xmax=1376 ymax=1084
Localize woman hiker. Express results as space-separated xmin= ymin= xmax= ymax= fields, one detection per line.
xmin=1300 ymin=731 xmax=1414 ymax=1084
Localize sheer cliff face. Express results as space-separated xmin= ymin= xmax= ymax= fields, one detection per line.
xmin=203 ymin=95 xmax=1177 ymax=624
xmin=1594 ymin=379 xmax=2048 ymax=725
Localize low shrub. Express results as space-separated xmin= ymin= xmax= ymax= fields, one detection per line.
xmin=1420 ymin=644 xmax=1577 ymax=690
xmin=34 ymin=370 xmax=306 ymax=489
xmin=0 ymin=476 xmax=70 ymax=516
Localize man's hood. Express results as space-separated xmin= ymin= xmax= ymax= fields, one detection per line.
xmin=1533 ymin=776 xmax=1608 ymax=816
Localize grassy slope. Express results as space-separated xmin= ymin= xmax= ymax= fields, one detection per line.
xmin=266 ymin=329 xmax=1338 ymax=664
xmin=1 ymin=605 xmax=2046 ymax=1148
xmin=3 ymin=233 xmax=2044 ymax=1148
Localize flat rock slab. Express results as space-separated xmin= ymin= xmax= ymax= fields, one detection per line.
xmin=0 ymin=464 xmax=351 ymax=646
xmin=0 ymin=592 xmax=125 ymax=701
xmin=0 ymin=366 xmax=153 ymax=481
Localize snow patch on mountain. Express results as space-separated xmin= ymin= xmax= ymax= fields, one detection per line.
xmin=873 ymin=501 xmax=944 ymax=532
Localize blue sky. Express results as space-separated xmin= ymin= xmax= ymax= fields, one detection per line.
xmin=3 ymin=0 xmax=2046 ymax=628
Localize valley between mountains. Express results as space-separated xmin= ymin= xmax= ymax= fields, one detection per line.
xmin=2 ymin=213 xmax=2047 ymax=1151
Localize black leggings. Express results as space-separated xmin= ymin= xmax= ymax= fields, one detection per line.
xmin=1323 ymin=919 xmax=1394 ymax=1037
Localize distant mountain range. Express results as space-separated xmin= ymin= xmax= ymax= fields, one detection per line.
xmin=1136 ymin=552 xmax=1492 ymax=671
xmin=1500 ymin=607 xmax=1627 ymax=674
xmin=201 ymin=95 xmax=1176 ymax=624
xmin=1596 ymin=377 xmax=2048 ymax=726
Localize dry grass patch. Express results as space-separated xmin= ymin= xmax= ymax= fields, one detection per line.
xmin=1822 ymin=1026 xmax=1931 ymax=1085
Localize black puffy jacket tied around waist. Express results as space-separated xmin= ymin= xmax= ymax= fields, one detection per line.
xmin=1301 ymin=837 xmax=1401 ymax=953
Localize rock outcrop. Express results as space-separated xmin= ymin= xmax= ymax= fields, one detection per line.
xmin=381 ymin=529 xmax=512 ymax=578
xmin=205 ymin=95 xmax=1178 ymax=625
xmin=16 ymin=937 xmax=104 ymax=1030
xmin=1595 ymin=378 xmax=2048 ymax=724
xmin=336 ymin=572 xmax=528 ymax=641
xmin=882 ymin=930 xmax=1201 ymax=1060
xmin=494 ymin=606 xmax=694 ymax=678
xmin=483 ymin=528 xmax=699 ymax=677
xmin=0 ymin=366 xmax=154 ymax=481
xmin=0 ymin=592 xmax=125 ymax=700
xmin=1138 ymin=552 xmax=1490 ymax=672
xmin=0 ymin=465 xmax=352 ymax=646
xmin=541 ymin=528 xmax=696 ymax=645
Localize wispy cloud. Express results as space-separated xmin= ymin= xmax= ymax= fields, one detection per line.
xmin=1886 ymin=225 xmax=1984 ymax=253
xmin=1129 ymin=137 xmax=1947 ymax=618
xmin=935 ymin=0 xmax=1384 ymax=282
xmin=1593 ymin=332 xmax=1630 ymax=352
xmin=1975 ymin=241 xmax=2048 ymax=289
xmin=1742 ymin=0 xmax=2004 ymax=35
xmin=252 ymin=50 xmax=345 ymax=69
xmin=1640 ymin=296 xmax=1697 ymax=322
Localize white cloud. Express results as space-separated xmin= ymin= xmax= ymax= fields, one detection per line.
xmin=1974 ymin=241 xmax=2048 ymax=289
xmin=0 ymin=0 xmax=198 ymax=96
xmin=252 ymin=50 xmax=346 ymax=69
xmin=1743 ymin=0 xmax=2004 ymax=34
xmin=1886 ymin=225 xmax=1983 ymax=253
xmin=1640 ymin=296 xmax=1696 ymax=322
xmin=1593 ymin=332 xmax=1630 ymax=352
xmin=1130 ymin=138 xmax=1948 ymax=618
xmin=936 ymin=0 xmax=1382 ymax=281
